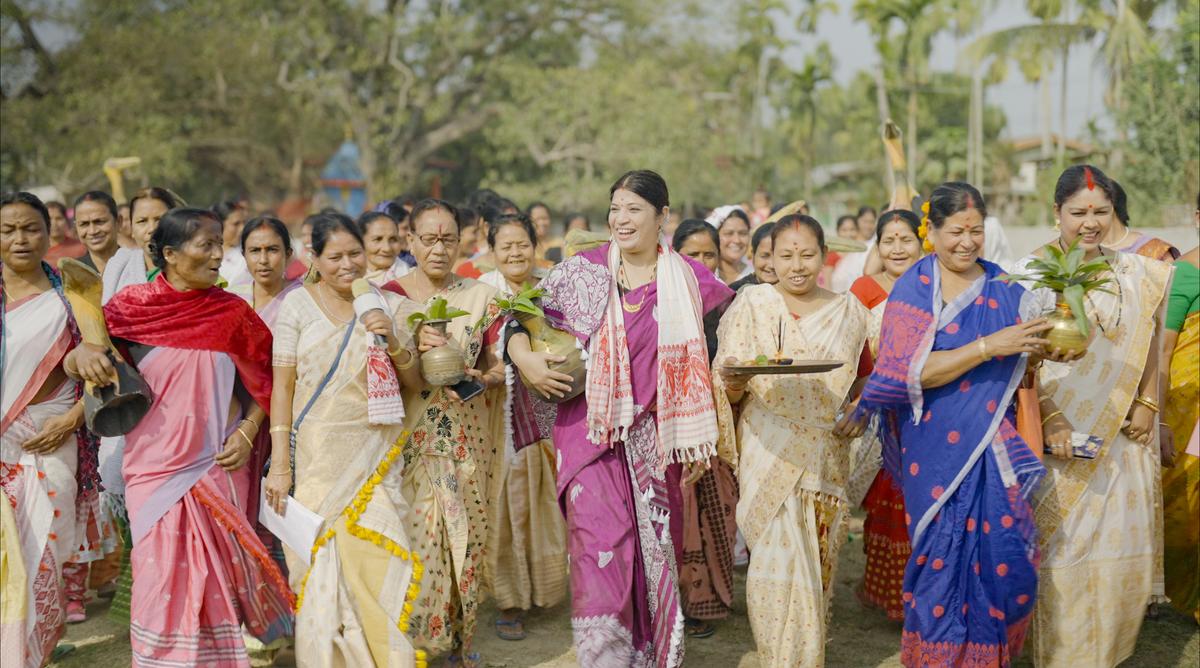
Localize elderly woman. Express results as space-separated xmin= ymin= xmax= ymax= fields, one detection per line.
xmin=358 ymin=211 xmax=413 ymax=285
xmin=380 ymin=199 xmax=503 ymax=666
xmin=91 ymin=186 xmax=185 ymax=627
xmin=508 ymin=170 xmax=732 ymax=667
xmin=849 ymin=209 xmax=923 ymax=621
xmin=67 ymin=207 xmax=294 ymax=667
xmin=263 ymin=212 xmax=423 ymax=667
xmin=1020 ymin=166 xmax=1175 ymax=667
xmin=857 ymin=182 xmax=1052 ymax=667
xmin=1 ymin=192 xmax=100 ymax=666
xmin=708 ymin=206 xmax=752 ymax=284
xmin=713 ymin=215 xmax=871 ymax=665
xmin=477 ymin=213 xmax=568 ymax=642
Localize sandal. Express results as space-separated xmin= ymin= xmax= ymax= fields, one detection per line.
xmin=444 ymin=651 xmax=482 ymax=668
xmin=494 ymin=617 xmax=527 ymax=641
xmin=684 ymin=618 xmax=715 ymax=639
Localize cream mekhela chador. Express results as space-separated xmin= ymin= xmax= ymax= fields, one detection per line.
xmin=1018 ymin=250 xmax=1173 ymax=667
xmin=272 ymin=285 xmax=422 ymax=667
xmin=712 ymin=283 xmax=868 ymax=667
xmin=382 ymin=277 xmax=501 ymax=657
xmin=477 ymin=269 xmax=568 ymax=617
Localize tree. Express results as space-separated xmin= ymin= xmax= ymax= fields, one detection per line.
xmin=854 ymin=0 xmax=982 ymax=189
xmin=1 ymin=0 xmax=340 ymax=202
xmin=271 ymin=0 xmax=647 ymax=201
xmin=1114 ymin=1 xmax=1200 ymax=223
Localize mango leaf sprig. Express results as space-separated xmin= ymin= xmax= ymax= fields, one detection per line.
xmin=492 ymin=285 xmax=546 ymax=319
xmin=406 ymin=296 xmax=472 ymax=331
xmin=997 ymin=238 xmax=1115 ymax=335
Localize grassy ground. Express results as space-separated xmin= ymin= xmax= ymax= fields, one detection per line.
xmin=52 ymin=512 xmax=1197 ymax=667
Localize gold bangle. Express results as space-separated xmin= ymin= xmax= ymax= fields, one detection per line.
xmin=269 ymin=425 xmax=293 ymax=434
xmin=1041 ymin=410 xmax=1064 ymax=426
xmin=391 ymin=347 xmax=418 ymax=370
xmin=235 ymin=427 xmax=254 ymax=446
xmin=1133 ymin=396 xmax=1160 ymax=413
xmin=241 ymin=416 xmax=260 ymax=430
xmin=977 ymin=337 xmax=991 ymax=362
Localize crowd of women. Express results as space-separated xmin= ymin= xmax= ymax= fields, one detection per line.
xmin=0 ymin=162 xmax=1196 ymax=668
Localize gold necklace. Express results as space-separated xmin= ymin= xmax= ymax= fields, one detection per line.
xmin=317 ymin=282 xmax=353 ymax=324
xmin=618 ymin=261 xmax=656 ymax=313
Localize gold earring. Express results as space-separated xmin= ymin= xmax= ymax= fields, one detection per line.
xmin=1054 ymin=220 xmax=1060 ymax=230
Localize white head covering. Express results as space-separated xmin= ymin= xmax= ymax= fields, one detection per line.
xmin=704 ymin=204 xmax=746 ymax=228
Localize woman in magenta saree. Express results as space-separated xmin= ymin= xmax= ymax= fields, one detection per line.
xmin=508 ymin=171 xmax=732 ymax=667
xmin=69 ymin=208 xmax=294 ymax=667
xmin=857 ymin=183 xmax=1049 ymax=667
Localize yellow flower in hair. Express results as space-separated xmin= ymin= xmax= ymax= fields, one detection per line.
xmin=923 ymin=237 xmax=935 ymax=253
xmin=921 ymin=200 xmax=930 ymax=214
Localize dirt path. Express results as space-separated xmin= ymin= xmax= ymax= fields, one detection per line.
xmin=51 ymin=513 xmax=1198 ymax=667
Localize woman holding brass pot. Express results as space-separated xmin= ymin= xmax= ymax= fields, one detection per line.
xmin=507 ymin=170 xmax=732 ymax=667
xmin=380 ymin=198 xmax=503 ymax=665
xmin=477 ymin=213 xmax=568 ymax=642
xmin=1014 ymin=165 xmax=1175 ymax=668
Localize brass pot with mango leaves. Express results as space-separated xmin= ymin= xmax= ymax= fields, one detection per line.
xmin=515 ymin=311 xmax=586 ymax=402
xmin=419 ymin=319 xmax=467 ymax=386
xmin=1044 ymin=294 xmax=1091 ymax=358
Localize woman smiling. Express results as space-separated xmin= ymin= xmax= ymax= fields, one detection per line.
xmin=478 ymin=214 xmax=567 ymax=642
xmin=507 ymin=170 xmax=732 ymax=666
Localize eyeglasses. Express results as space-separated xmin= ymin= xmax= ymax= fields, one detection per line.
xmin=416 ymin=234 xmax=460 ymax=247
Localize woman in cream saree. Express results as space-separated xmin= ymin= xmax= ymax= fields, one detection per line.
xmin=386 ymin=278 xmax=500 ymax=659
xmin=712 ymin=218 xmax=870 ymax=667
xmin=478 ymin=213 xmax=567 ymax=640
xmin=380 ymin=199 xmax=503 ymax=663
xmin=268 ymin=213 xmax=423 ymax=667
xmin=1019 ymin=166 xmax=1174 ymax=667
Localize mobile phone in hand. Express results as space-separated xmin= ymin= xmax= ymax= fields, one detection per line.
xmin=450 ymin=378 xmax=485 ymax=402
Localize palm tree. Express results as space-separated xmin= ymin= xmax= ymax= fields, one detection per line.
xmin=969 ymin=0 xmax=1165 ymax=168
xmin=854 ymin=0 xmax=982 ymax=188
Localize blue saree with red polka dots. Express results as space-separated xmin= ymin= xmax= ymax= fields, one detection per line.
xmin=858 ymin=255 xmax=1046 ymax=667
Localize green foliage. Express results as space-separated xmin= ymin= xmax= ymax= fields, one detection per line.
xmin=998 ymin=238 xmax=1114 ymax=333
xmin=406 ymin=297 xmax=471 ymax=331
xmin=1113 ymin=2 xmax=1200 ymax=224
xmin=493 ymin=286 xmax=546 ymax=319
xmin=0 ymin=0 xmax=1193 ymax=228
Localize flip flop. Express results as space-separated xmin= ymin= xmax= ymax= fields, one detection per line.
xmin=494 ymin=617 xmax=526 ymax=641
xmin=51 ymin=644 xmax=77 ymax=661
xmin=684 ymin=618 xmax=715 ymax=639
xmin=445 ymin=651 xmax=482 ymax=667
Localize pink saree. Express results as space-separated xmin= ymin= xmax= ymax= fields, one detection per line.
xmin=123 ymin=347 xmax=294 ymax=667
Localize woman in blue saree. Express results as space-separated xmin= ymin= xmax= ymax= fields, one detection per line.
xmin=857 ymin=182 xmax=1052 ymax=667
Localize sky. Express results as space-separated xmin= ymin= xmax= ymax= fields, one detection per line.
xmin=773 ymin=0 xmax=1110 ymax=141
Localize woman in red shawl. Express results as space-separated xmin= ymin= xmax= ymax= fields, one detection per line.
xmin=67 ymin=208 xmax=294 ymax=667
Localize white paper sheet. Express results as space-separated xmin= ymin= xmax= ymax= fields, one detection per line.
xmin=258 ymin=483 xmax=325 ymax=567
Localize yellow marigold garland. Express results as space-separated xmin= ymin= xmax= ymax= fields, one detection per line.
xmin=918 ymin=200 xmax=934 ymax=253
xmin=292 ymin=431 xmax=427 ymax=668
